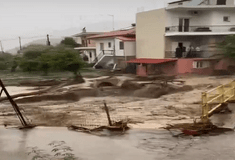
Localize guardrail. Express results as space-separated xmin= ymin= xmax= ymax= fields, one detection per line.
xmin=93 ymin=50 xmax=114 ymax=63
xmin=201 ymin=80 xmax=235 ymax=123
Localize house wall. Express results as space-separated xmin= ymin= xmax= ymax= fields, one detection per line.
xmin=87 ymin=40 xmax=96 ymax=47
xmin=95 ymin=38 xmax=115 ymax=56
xmin=166 ymin=8 xmax=235 ymax=32
xmin=166 ymin=10 xmax=214 ymax=28
xmin=94 ymin=38 xmax=128 ymax=57
xmin=136 ymin=8 xmax=166 ymax=59
xmin=124 ymin=41 xmax=136 ymax=56
xmin=214 ymin=58 xmax=235 ymax=70
xmin=177 ymin=59 xmax=214 ymax=75
xmin=210 ymin=10 xmax=235 ymax=31
xmin=114 ymin=38 xmax=124 ymax=56
xmin=83 ymin=50 xmax=96 ymax=64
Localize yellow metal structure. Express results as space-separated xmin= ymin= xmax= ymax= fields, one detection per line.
xmin=201 ymin=80 xmax=235 ymax=123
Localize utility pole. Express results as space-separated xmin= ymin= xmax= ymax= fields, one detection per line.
xmin=19 ymin=37 xmax=22 ymax=51
xmin=0 ymin=41 xmax=4 ymax=53
xmin=108 ymin=15 xmax=114 ymax=31
xmin=47 ymin=34 xmax=51 ymax=46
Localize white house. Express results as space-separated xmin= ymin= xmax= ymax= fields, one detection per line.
xmin=88 ymin=27 xmax=136 ymax=69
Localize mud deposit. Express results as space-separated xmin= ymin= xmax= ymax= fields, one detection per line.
xmin=0 ymin=127 xmax=234 ymax=160
xmin=0 ymin=76 xmax=234 ymax=129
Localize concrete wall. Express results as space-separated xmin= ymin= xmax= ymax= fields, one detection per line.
xmin=136 ymin=8 xmax=166 ymax=59
xmin=124 ymin=41 xmax=136 ymax=56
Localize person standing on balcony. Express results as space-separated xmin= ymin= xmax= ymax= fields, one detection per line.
xmin=175 ymin=46 xmax=182 ymax=58
xmin=186 ymin=45 xmax=194 ymax=58
xmin=195 ymin=46 xmax=201 ymax=58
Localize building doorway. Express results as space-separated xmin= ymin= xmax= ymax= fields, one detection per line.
xmin=179 ymin=18 xmax=190 ymax=32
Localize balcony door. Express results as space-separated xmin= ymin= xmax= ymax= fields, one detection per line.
xmin=179 ymin=18 xmax=190 ymax=32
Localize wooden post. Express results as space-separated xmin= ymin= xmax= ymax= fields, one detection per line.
xmin=0 ymin=41 xmax=4 ymax=53
xmin=103 ymin=101 xmax=112 ymax=126
xmin=19 ymin=37 xmax=22 ymax=51
xmin=0 ymin=79 xmax=28 ymax=126
xmin=47 ymin=34 xmax=51 ymax=46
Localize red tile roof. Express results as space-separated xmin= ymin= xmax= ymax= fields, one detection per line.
xmin=117 ymin=36 xmax=136 ymax=41
xmin=127 ymin=58 xmax=177 ymax=64
xmin=88 ymin=29 xmax=135 ymax=39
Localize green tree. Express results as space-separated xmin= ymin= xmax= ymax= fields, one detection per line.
xmin=19 ymin=59 xmax=40 ymax=72
xmin=19 ymin=45 xmax=53 ymax=73
xmin=60 ymin=37 xmax=81 ymax=48
xmin=218 ymin=35 xmax=235 ymax=59
xmin=39 ymin=53 xmax=53 ymax=75
xmin=0 ymin=52 xmax=13 ymax=70
xmin=22 ymin=45 xmax=53 ymax=59
xmin=49 ymin=46 xmax=85 ymax=78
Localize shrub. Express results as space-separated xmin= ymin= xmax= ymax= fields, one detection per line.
xmin=19 ymin=59 xmax=40 ymax=72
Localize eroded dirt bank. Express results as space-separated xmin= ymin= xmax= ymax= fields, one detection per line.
xmin=0 ymin=75 xmax=234 ymax=129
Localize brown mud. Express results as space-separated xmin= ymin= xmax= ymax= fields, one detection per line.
xmin=0 ymin=75 xmax=234 ymax=129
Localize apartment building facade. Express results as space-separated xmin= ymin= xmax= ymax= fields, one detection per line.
xmin=131 ymin=0 xmax=235 ymax=76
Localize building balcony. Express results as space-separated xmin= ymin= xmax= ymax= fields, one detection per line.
xmin=165 ymin=25 xmax=235 ymax=36
xmin=165 ymin=50 xmax=223 ymax=59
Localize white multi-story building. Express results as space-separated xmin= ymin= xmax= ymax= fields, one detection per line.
xmin=131 ymin=0 xmax=235 ymax=76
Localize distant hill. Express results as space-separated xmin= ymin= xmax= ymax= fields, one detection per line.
xmin=6 ymin=38 xmax=63 ymax=54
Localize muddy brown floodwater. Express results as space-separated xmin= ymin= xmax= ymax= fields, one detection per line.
xmin=0 ymin=127 xmax=234 ymax=160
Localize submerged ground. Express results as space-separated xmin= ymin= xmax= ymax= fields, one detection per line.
xmin=0 ymin=74 xmax=234 ymax=129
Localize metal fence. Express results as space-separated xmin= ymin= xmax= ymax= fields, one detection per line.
xmin=201 ymin=80 xmax=235 ymax=123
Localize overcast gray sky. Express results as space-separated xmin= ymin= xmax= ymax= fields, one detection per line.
xmin=0 ymin=0 xmax=173 ymax=51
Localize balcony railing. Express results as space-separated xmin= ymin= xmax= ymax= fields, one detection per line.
xmin=165 ymin=25 xmax=235 ymax=33
xmin=165 ymin=50 xmax=223 ymax=58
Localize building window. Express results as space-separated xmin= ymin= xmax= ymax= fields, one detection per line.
xmin=223 ymin=16 xmax=230 ymax=22
xmin=217 ymin=0 xmax=226 ymax=5
xmin=100 ymin=43 xmax=104 ymax=51
xmin=119 ymin=41 xmax=124 ymax=50
xmin=89 ymin=52 xmax=92 ymax=58
xmin=108 ymin=42 xmax=111 ymax=48
xmin=193 ymin=61 xmax=210 ymax=69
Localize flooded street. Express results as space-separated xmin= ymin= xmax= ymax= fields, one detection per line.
xmin=0 ymin=127 xmax=235 ymax=160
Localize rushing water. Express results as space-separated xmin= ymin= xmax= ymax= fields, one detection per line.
xmin=0 ymin=127 xmax=235 ymax=160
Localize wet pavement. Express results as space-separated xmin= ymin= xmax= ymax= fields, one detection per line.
xmin=0 ymin=127 xmax=235 ymax=160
